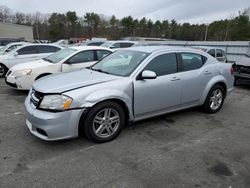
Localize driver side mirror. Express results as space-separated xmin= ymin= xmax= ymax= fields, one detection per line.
xmin=141 ymin=70 xmax=157 ymax=80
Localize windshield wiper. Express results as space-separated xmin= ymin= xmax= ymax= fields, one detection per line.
xmin=91 ymin=68 xmax=110 ymax=74
xmin=42 ymin=58 xmax=53 ymax=63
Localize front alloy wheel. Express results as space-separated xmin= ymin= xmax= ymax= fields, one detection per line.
xmin=83 ymin=101 xmax=125 ymax=143
xmin=92 ymin=108 xmax=120 ymax=138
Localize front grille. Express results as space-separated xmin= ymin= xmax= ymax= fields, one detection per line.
xmin=30 ymin=89 xmax=43 ymax=108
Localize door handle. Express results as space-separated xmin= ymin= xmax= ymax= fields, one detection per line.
xmin=171 ymin=77 xmax=181 ymax=81
xmin=204 ymin=70 xmax=212 ymax=75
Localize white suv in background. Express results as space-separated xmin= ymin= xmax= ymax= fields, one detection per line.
xmin=5 ymin=46 xmax=112 ymax=90
xmin=101 ymin=41 xmax=137 ymax=49
xmin=0 ymin=43 xmax=62 ymax=77
xmin=192 ymin=46 xmax=227 ymax=63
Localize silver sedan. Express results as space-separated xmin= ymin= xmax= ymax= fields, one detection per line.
xmin=25 ymin=46 xmax=234 ymax=143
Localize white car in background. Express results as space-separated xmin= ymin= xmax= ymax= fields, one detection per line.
xmin=101 ymin=41 xmax=137 ymax=49
xmin=0 ymin=42 xmax=28 ymax=55
xmin=191 ymin=46 xmax=227 ymax=63
xmin=5 ymin=46 xmax=113 ymax=90
xmin=0 ymin=43 xmax=62 ymax=77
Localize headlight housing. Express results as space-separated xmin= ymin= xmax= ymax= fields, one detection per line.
xmin=13 ymin=69 xmax=32 ymax=77
xmin=39 ymin=94 xmax=73 ymax=111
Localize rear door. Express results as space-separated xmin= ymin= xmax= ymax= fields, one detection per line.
xmin=179 ymin=52 xmax=212 ymax=105
xmin=133 ymin=52 xmax=182 ymax=118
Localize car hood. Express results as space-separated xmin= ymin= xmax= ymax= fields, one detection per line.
xmin=33 ymin=69 xmax=122 ymax=93
xmin=10 ymin=59 xmax=51 ymax=71
xmin=236 ymin=56 xmax=250 ymax=66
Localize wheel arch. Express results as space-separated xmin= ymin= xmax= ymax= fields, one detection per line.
xmin=35 ymin=73 xmax=52 ymax=80
xmin=78 ymin=98 xmax=131 ymax=137
xmin=201 ymin=76 xmax=228 ymax=104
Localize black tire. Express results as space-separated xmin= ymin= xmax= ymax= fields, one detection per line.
xmin=203 ymin=85 xmax=225 ymax=113
xmin=0 ymin=63 xmax=8 ymax=77
xmin=82 ymin=101 xmax=125 ymax=143
xmin=234 ymin=77 xmax=239 ymax=86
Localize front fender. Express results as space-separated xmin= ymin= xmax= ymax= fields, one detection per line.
xmin=83 ymin=89 xmax=134 ymax=120
xmin=200 ymin=75 xmax=227 ymax=104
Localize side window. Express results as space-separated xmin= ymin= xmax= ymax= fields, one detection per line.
xmin=87 ymin=42 xmax=103 ymax=46
xmin=216 ymin=49 xmax=223 ymax=58
xmin=37 ymin=45 xmax=60 ymax=53
xmin=207 ymin=49 xmax=215 ymax=57
xmin=121 ymin=43 xmax=134 ymax=48
xmin=68 ymin=50 xmax=94 ymax=64
xmin=112 ymin=43 xmax=121 ymax=48
xmin=96 ymin=50 xmax=111 ymax=60
xmin=144 ymin=53 xmax=177 ymax=76
xmin=181 ymin=53 xmax=205 ymax=71
xmin=17 ymin=46 xmax=38 ymax=55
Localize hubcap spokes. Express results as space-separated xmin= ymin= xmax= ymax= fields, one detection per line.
xmin=93 ymin=108 xmax=120 ymax=138
xmin=209 ymin=89 xmax=223 ymax=110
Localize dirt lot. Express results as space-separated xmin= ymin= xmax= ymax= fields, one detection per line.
xmin=0 ymin=78 xmax=250 ymax=188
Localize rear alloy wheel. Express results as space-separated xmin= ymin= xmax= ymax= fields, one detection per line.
xmin=83 ymin=101 xmax=125 ymax=143
xmin=0 ymin=64 xmax=7 ymax=77
xmin=203 ymin=85 xmax=225 ymax=113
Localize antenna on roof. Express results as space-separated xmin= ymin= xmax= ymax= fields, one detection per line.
xmin=184 ymin=41 xmax=188 ymax=47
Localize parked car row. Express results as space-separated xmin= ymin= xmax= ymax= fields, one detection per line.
xmin=191 ymin=46 xmax=227 ymax=63
xmin=0 ymin=43 xmax=62 ymax=77
xmin=0 ymin=41 xmax=234 ymax=143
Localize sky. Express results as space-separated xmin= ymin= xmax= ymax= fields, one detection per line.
xmin=1 ymin=0 xmax=250 ymax=24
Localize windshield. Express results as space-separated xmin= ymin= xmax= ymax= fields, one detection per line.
xmin=43 ymin=48 xmax=77 ymax=63
xmin=100 ymin=42 xmax=113 ymax=48
xmin=91 ymin=50 xmax=149 ymax=76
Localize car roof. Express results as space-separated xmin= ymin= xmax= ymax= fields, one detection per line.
xmin=104 ymin=40 xmax=137 ymax=43
xmin=69 ymin=46 xmax=112 ymax=51
xmin=6 ymin=41 xmax=27 ymax=46
xmin=120 ymin=45 xmax=201 ymax=54
xmin=192 ymin=46 xmax=225 ymax=51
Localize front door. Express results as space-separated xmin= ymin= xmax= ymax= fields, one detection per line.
xmin=133 ymin=53 xmax=182 ymax=118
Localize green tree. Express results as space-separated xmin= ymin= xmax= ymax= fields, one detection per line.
xmin=84 ymin=12 xmax=100 ymax=36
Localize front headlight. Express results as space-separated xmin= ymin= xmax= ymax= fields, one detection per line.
xmin=39 ymin=94 xmax=73 ymax=111
xmin=13 ymin=69 xmax=32 ymax=77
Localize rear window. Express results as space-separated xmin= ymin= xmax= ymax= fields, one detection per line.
xmin=17 ymin=46 xmax=38 ymax=55
xmin=216 ymin=49 xmax=223 ymax=57
xmin=181 ymin=53 xmax=207 ymax=71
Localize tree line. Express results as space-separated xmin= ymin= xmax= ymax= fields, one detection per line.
xmin=0 ymin=5 xmax=250 ymax=41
